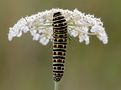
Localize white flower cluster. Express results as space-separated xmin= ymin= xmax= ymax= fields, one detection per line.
xmin=8 ymin=8 xmax=108 ymax=45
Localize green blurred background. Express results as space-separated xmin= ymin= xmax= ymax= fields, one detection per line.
xmin=0 ymin=0 xmax=121 ymax=90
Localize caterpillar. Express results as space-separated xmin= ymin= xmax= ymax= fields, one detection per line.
xmin=52 ymin=12 xmax=67 ymax=82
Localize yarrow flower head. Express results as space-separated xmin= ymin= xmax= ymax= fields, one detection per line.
xmin=8 ymin=8 xmax=108 ymax=45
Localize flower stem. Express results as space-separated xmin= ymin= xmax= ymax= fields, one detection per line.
xmin=54 ymin=81 xmax=59 ymax=90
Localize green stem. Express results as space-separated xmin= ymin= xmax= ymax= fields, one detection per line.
xmin=54 ymin=81 xmax=59 ymax=90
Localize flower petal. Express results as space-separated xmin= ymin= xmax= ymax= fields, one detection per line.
xmin=33 ymin=33 xmax=40 ymax=41
xmin=68 ymin=28 xmax=78 ymax=37
xmin=39 ymin=37 xmax=49 ymax=45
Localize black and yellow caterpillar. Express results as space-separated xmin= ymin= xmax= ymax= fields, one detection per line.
xmin=52 ymin=12 xmax=67 ymax=82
